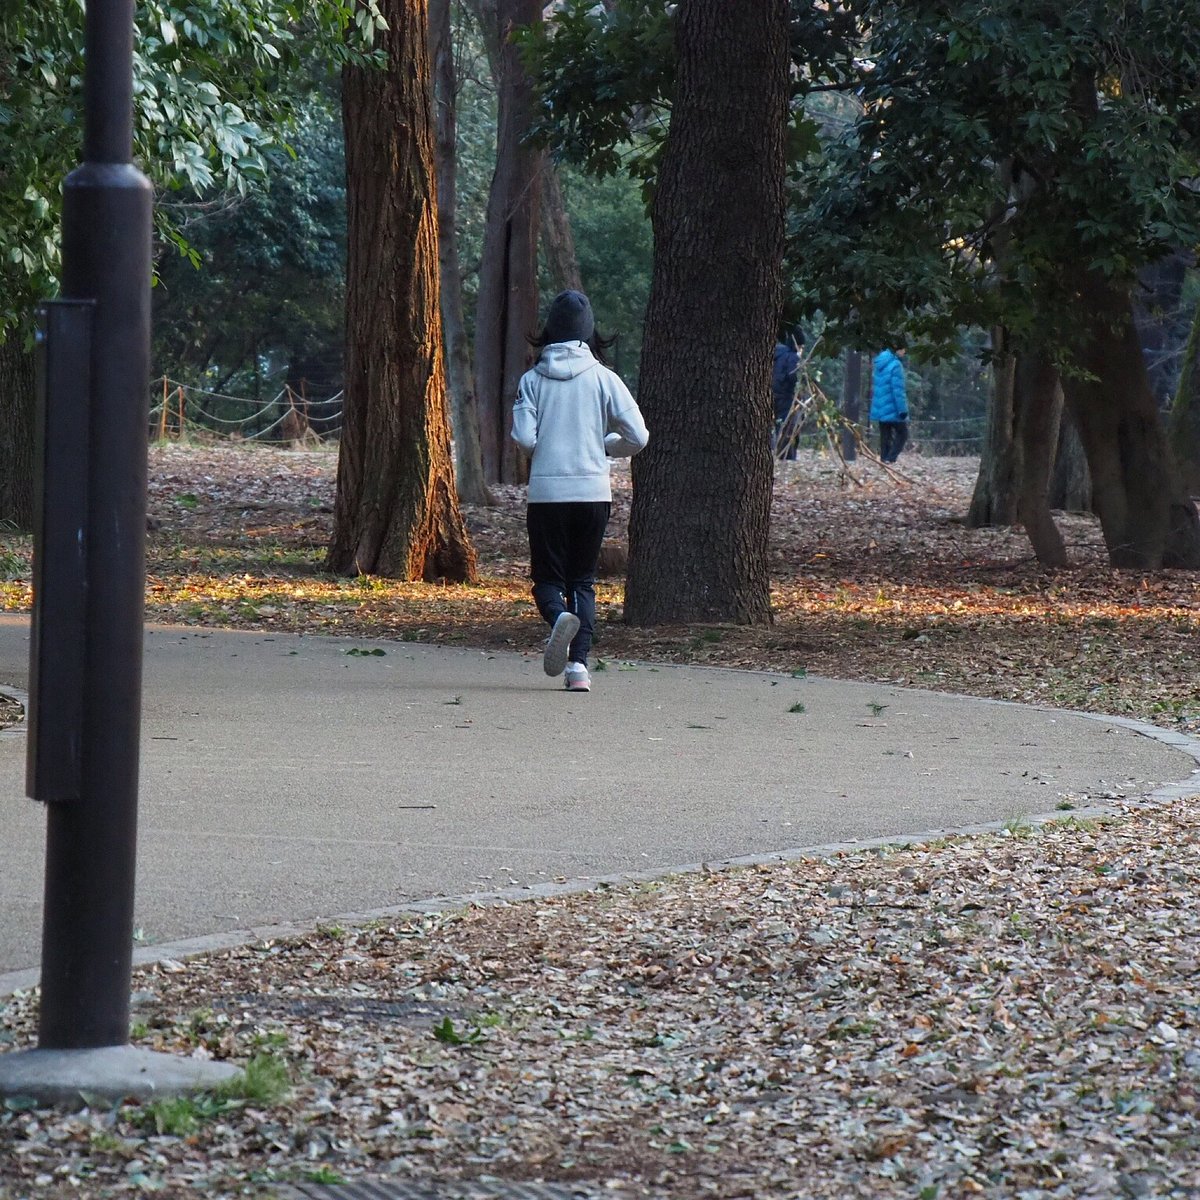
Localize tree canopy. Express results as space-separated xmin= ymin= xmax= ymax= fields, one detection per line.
xmin=793 ymin=0 xmax=1200 ymax=356
xmin=0 ymin=0 xmax=383 ymax=341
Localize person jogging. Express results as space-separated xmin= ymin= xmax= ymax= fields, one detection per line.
xmin=511 ymin=290 xmax=650 ymax=693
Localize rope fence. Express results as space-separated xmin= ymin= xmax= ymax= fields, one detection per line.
xmin=149 ymin=376 xmax=344 ymax=444
xmin=151 ymin=373 xmax=981 ymax=454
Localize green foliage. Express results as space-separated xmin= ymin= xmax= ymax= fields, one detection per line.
xmin=559 ymin=164 xmax=653 ymax=387
xmin=0 ymin=0 xmax=384 ymax=341
xmin=432 ymin=1015 xmax=485 ymax=1046
xmin=152 ymin=95 xmax=346 ymax=393
xmin=517 ymin=0 xmax=675 ymax=191
xmin=139 ymin=1053 xmax=290 ymax=1134
xmin=790 ymin=1 xmax=1200 ymax=356
xmin=520 ymin=0 xmax=854 ymax=201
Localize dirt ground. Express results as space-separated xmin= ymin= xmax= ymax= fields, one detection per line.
xmin=130 ymin=442 xmax=1200 ymax=732
xmin=1 ymin=443 xmax=1199 ymax=1199
xmin=1 ymin=442 xmax=1196 ymax=729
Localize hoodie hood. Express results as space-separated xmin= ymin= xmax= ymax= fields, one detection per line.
xmin=535 ymin=342 xmax=599 ymax=381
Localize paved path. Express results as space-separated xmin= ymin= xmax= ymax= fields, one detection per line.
xmin=2 ymin=615 xmax=1198 ymax=989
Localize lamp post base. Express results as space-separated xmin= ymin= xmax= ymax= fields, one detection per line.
xmin=0 ymin=1044 xmax=240 ymax=1107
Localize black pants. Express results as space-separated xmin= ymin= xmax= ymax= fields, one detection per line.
xmin=879 ymin=421 xmax=908 ymax=463
xmin=527 ymin=501 xmax=611 ymax=665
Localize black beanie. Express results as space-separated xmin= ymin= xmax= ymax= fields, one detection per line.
xmin=543 ymin=290 xmax=594 ymax=344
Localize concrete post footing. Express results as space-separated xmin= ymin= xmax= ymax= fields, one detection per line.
xmin=0 ymin=1044 xmax=241 ymax=1106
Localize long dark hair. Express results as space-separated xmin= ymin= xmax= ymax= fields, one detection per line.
xmin=528 ymin=326 xmax=618 ymax=367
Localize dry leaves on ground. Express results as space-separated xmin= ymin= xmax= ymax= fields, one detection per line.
xmin=1 ymin=441 xmax=1194 ymax=732
xmin=2 ymin=803 xmax=1198 ymax=1199
xmin=1 ymin=443 xmax=1198 ymax=1199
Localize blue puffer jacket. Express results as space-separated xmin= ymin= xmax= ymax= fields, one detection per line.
xmin=870 ymin=350 xmax=908 ymax=423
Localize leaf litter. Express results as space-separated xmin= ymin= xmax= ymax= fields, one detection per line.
xmin=2 ymin=804 xmax=1198 ymax=1197
xmin=0 ymin=442 xmax=1198 ymax=1196
xmin=3 ymin=442 xmax=1194 ymax=731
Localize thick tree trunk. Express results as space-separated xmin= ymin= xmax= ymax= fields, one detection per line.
xmin=471 ymin=0 xmax=543 ymax=485
xmin=431 ymin=0 xmax=495 ymax=507
xmin=540 ymin=165 xmax=582 ymax=294
xmin=1050 ymin=409 xmax=1092 ymax=513
xmin=1012 ymin=351 xmax=1067 ymax=567
xmin=0 ymin=339 xmax=35 ymax=530
xmin=329 ymin=0 xmax=477 ymax=582
xmin=966 ymin=328 xmax=1019 ymax=527
xmin=840 ymin=349 xmax=861 ymax=462
xmin=624 ymin=0 xmax=788 ymax=626
xmin=1167 ymin=299 xmax=1200 ymax=496
xmin=1061 ymin=271 xmax=1200 ymax=569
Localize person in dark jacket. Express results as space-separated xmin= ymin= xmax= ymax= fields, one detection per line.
xmin=771 ymin=326 xmax=804 ymax=460
xmin=870 ymin=344 xmax=909 ymax=463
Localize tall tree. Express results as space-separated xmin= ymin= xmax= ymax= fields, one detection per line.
xmin=1169 ymin=302 xmax=1200 ymax=495
xmin=0 ymin=0 xmax=372 ymax=527
xmin=330 ymin=0 xmax=477 ymax=580
xmin=470 ymin=0 xmax=543 ymax=484
xmin=431 ymin=0 xmax=494 ymax=505
xmin=791 ymin=1 xmax=1200 ymax=569
xmin=540 ymin=165 xmax=583 ymax=293
xmin=623 ymin=0 xmax=789 ymax=625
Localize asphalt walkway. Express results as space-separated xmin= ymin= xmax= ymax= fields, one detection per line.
xmin=2 ymin=614 xmax=1198 ymax=991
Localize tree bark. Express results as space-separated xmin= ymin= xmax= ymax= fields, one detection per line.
xmin=1061 ymin=270 xmax=1200 ymax=569
xmin=0 ymin=340 xmax=35 ymax=530
xmin=966 ymin=328 xmax=1019 ymax=527
xmin=1012 ymin=351 xmax=1068 ymax=567
xmin=540 ymin=164 xmax=582 ymax=294
xmin=431 ymin=0 xmax=495 ymax=507
xmin=1050 ymin=408 xmax=1092 ymax=513
xmin=1168 ymin=298 xmax=1200 ymax=495
xmin=470 ymin=0 xmax=543 ymax=485
xmin=840 ymin=348 xmax=861 ymax=462
xmin=329 ymin=0 xmax=478 ymax=582
xmin=624 ymin=0 xmax=789 ymax=626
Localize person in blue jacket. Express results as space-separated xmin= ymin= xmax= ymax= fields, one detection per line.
xmin=870 ymin=343 xmax=909 ymax=463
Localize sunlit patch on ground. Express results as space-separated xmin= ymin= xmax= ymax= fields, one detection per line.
xmin=0 ymin=443 xmax=1196 ymax=731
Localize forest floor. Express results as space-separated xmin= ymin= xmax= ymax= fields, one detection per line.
xmin=3 ymin=439 xmax=1196 ymax=730
xmin=1 ymin=442 xmax=1198 ymax=1199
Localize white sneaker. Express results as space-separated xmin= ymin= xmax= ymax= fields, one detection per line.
xmin=543 ymin=611 xmax=581 ymax=676
xmin=564 ymin=663 xmax=591 ymax=692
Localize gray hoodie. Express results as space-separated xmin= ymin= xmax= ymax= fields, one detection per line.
xmin=511 ymin=342 xmax=650 ymax=503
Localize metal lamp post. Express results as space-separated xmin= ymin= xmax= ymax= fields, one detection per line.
xmin=0 ymin=0 xmax=238 ymax=1102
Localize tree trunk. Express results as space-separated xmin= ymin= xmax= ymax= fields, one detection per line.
xmin=0 ymin=339 xmax=35 ymax=530
xmin=624 ymin=0 xmax=788 ymax=626
xmin=1168 ymin=298 xmax=1200 ymax=496
xmin=1050 ymin=408 xmax=1092 ymax=513
xmin=840 ymin=348 xmax=861 ymax=462
xmin=329 ymin=0 xmax=478 ymax=582
xmin=431 ymin=0 xmax=495 ymax=507
xmin=540 ymin=165 xmax=582 ymax=294
xmin=1061 ymin=270 xmax=1200 ymax=569
xmin=966 ymin=328 xmax=1019 ymax=527
xmin=471 ymin=0 xmax=543 ymax=485
xmin=1012 ymin=351 xmax=1067 ymax=567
